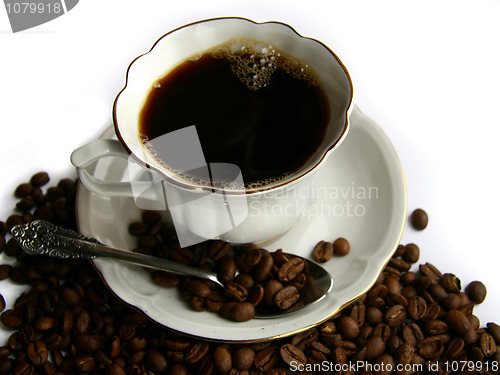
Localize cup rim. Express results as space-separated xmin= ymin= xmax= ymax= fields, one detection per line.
xmin=112 ymin=16 xmax=354 ymax=196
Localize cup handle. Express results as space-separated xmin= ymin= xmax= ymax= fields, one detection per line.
xmin=70 ymin=139 xmax=136 ymax=198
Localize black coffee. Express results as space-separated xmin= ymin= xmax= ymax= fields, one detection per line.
xmin=139 ymin=40 xmax=330 ymax=188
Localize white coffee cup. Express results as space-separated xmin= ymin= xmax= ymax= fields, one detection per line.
xmin=71 ymin=17 xmax=353 ymax=246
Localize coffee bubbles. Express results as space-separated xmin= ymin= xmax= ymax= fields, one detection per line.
xmin=208 ymin=39 xmax=320 ymax=92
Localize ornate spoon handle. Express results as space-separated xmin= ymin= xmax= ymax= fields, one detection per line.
xmin=11 ymin=220 xmax=221 ymax=286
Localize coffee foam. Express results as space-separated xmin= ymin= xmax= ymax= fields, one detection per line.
xmin=200 ymin=38 xmax=321 ymax=91
xmin=141 ymin=38 xmax=322 ymax=191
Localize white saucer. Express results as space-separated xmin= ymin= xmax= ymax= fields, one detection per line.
xmin=76 ymin=105 xmax=406 ymax=342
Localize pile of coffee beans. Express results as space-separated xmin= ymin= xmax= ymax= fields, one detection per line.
xmin=0 ymin=172 xmax=499 ymax=375
xmin=128 ymin=217 xmax=326 ymax=322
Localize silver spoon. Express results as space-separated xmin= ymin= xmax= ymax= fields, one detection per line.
xmin=11 ymin=220 xmax=333 ymax=318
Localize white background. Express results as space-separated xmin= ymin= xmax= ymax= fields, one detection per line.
xmin=1 ymin=0 xmax=499 ymax=339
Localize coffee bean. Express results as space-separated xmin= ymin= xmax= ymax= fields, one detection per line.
xmin=59 ymin=285 xmax=82 ymax=306
xmin=388 ymin=257 xmax=411 ymax=272
xmin=280 ymin=344 xmax=306 ymax=367
xmin=333 ymin=237 xmax=350 ymax=256
xmin=6 ymin=214 xmax=23 ymax=230
xmin=137 ymin=234 xmax=159 ymax=248
xmin=385 ymin=305 xmax=406 ymax=327
xmin=234 ymin=273 xmax=254 ymax=290
xmin=34 ymin=316 xmax=55 ymax=331
xmin=75 ymin=334 xmax=101 ymax=353
xmin=429 ymin=284 xmax=448 ymax=302
xmin=424 ymin=320 xmax=448 ymax=336
xmin=185 ymin=279 xmax=211 ymax=298
xmin=262 ymin=279 xmax=283 ymax=306
xmin=273 ymin=285 xmax=300 ymax=310
xmin=402 ymin=323 xmax=424 ymax=347
xmin=487 ymin=322 xmax=500 ymax=344
xmin=14 ymin=183 xmax=33 ymax=198
xmin=383 ymin=265 xmax=401 ymax=279
xmin=106 ymin=363 xmax=126 ymax=375
xmin=57 ymin=177 xmax=76 ymax=194
xmin=248 ymin=284 xmax=264 ymax=306
xmin=236 ymin=248 xmax=261 ymax=273
xmin=0 ymin=346 xmax=11 ymax=359
xmin=26 ymin=341 xmax=48 ymax=365
xmin=457 ymin=301 xmax=474 ymax=319
xmin=349 ymin=301 xmax=366 ymax=327
xmin=213 ymin=346 xmax=232 ymax=372
xmin=364 ymin=336 xmax=386 ymax=360
xmin=254 ymin=347 xmax=279 ymax=372
xmin=169 ymin=245 xmax=193 ymax=265
xmin=312 ymin=240 xmax=333 ymax=263
xmin=12 ymin=362 xmax=34 ymax=375
xmin=373 ymin=353 xmax=395 ymax=375
xmin=465 ymin=280 xmax=487 ymax=304
xmin=224 ymin=281 xmax=248 ymax=302
xmin=127 ymin=336 xmax=147 ymax=352
xmin=141 ymin=210 xmax=162 ymax=224
xmin=74 ymin=353 xmax=96 ymax=372
xmin=145 ymin=349 xmax=167 ymax=373
xmin=16 ymin=197 xmax=35 ymax=212
xmin=218 ymin=301 xmax=237 ymax=319
xmin=232 ymin=347 xmax=255 ymax=370
xmin=395 ymin=342 xmax=414 ymax=366
xmin=0 ymin=294 xmax=5 ymax=313
xmin=184 ymin=342 xmax=209 ymax=364
xmin=338 ymin=316 xmax=360 ymax=340
xmin=208 ymin=240 xmax=231 ymax=261
xmin=384 ymin=276 xmax=401 ymax=296
xmin=479 ymin=332 xmax=496 ymax=357
xmin=45 ymin=186 xmax=64 ymax=203
xmin=253 ymin=249 xmax=274 ymax=282
xmin=308 ymin=341 xmax=331 ymax=362
xmin=410 ymin=208 xmax=428 ymax=230
xmin=290 ymin=328 xmax=318 ymax=351
xmin=218 ymin=255 xmax=236 ymax=283
xmin=272 ymin=248 xmax=291 ymax=265
xmin=419 ymin=262 xmax=442 ymax=280
xmin=128 ymin=221 xmax=149 ymax=236
xmin=30 ymin=171 xmax=50 ymax=187
xmin=444 ymin=337 xmax=464 ymax=360
xmin=366 ymin=307 xmax=383 ymax=325
xmin=417 ymin=336 xmax=443 ymax=359
xmin=152 ymin=272 xmax=179 ymax=287
xmin=442 ymin=293 xmax=461 ymax=310
xmin=0 ymin=234 xmax=5 ymax=254
xmin=470 ymin=345 xmax=485 ymax=362
xmin=465 ymin=329 xmax=479 ymax=347
xmin=205 ymin=292 xmax=224 ymax=313
xmin=230 ymin=302 xmax=255 ymax=322
xmin=445 ymin=309 xmax=471 ymax=336
xmin=165 ymin=338 xmax=191 ymax=351
xmin=277 ymin=257 xmax=304 ymax=282
xmin=0 ymin=358 xmax=13 ymax=374
xmin=441 ymin=273 xmax=461 ymax=293
xmin=74 ymin=310 xmax=90 ymax=334
xmin=393 ymin=244 xmax=405 ymax=257
xmin=1 ymin=309 xmax=23 ymax=329
xmin=403 ymin=243 xmax=420 ymax=263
